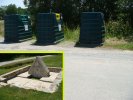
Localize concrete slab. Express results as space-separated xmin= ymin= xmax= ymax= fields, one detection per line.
xmin=54 ymin=72 xmax=62 ymax=85
xmin=40 ymin=72 xmax=59 ymax=83
xmin=0 ymin=82 xmax=8 ymax=87
xmin=0 ymin=77 xmax=6 ymax=82
xmin=7 ymin=77 xmax=57 ymax=93
xmin=18 ymin=72 xmax=30 ymax=78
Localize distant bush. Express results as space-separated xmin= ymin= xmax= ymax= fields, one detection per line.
xmin=105 ymin=21 xmax=133 ymax=42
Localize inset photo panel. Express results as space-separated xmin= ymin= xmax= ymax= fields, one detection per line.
xmin=0 ymin=51 xmax=64 ymax=100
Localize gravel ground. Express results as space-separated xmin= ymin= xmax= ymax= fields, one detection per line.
xmin=0 ymin=38 xmax=133 ymax=100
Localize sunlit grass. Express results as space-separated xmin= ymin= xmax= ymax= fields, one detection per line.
xmin=0 ymin=20 xmax=4 ymax=37
xmin=64 ymin=25 xmax=80 ymax=42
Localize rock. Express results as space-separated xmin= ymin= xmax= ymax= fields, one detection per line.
xmin=28 ymin=56 xmax=50 ymax=78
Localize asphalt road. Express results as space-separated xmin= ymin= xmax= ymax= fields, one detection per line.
xmin=0 ymin=39 xmax=133 ymax=100
xmin=65 ymin=49 xmax=133 ymax=100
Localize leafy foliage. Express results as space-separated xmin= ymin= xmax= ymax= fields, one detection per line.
xmin=24 ymin=0 xmax=119 ymax=27
xmin=0 ymin=8 xmax=5 ymax=19
xmin=23 ymin=0 xmax=133 ymax=40
xmin=0 ymin=5 xmax=27 ymax=19
xmin=106 ymin=21 xmax=133 ymax=41
xmin=5 ymin=4 xmax=17 ymax=15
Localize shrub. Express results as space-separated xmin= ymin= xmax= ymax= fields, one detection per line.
xmin=105 ymin=20 xmax=133 ymax=42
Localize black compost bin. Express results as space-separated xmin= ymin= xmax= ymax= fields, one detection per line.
xmin=4 ymin=14 xmax=32 ymax=43
xmin=36 ymin=13 xmax=64 ymax=44
xmin=79 ymin=12 xmax=105 ymax=45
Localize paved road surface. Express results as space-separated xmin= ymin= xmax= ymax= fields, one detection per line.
xmin=65 ymin=50 xmax=133 ymax=100
xmin=0 ymin=39 xmax=133 ymax=100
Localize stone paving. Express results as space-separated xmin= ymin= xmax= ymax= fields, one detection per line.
xmin=8 ymin=77 xmax=57 ymax=93
xmin=7 ymin=71 xmax=62 ymax=93
xmin=0 ymin=82 xmax=7 ymax=87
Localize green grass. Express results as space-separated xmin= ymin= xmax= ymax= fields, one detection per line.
xmin=44 ymin=55 xmax=62 ymax=67
xmin=0 ymin=63 xmax=31 ymax=75
xmin=103 ymin=38 xmax=133 ymax=50
xmin=64 ymin=26 xmax=80 ymax=42
xmin=103 ymin=42 xmax=133 ymax=50
xmin=0 ymin=54 xmax=63 ymax=100
xmin=0 ymin=83 xmax=62 ymax=100
xmin=0 ymin=55 xmax=62 ymax=75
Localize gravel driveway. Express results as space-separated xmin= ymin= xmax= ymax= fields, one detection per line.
xmin=0 ymin=39 xmax=133 ymax=100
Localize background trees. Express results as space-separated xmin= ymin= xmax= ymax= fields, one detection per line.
xmin=0 ymin=4 xmax=27 ymax=19
xmin=24 ymin=0 xmax=132 ymax=26
xmin=5 ymin=4 xmax=17 ymax=15
xmin=23 ymin=0 xmax=132 ymax=40
xmin=0 ymin=7 xmax=5 ymax=19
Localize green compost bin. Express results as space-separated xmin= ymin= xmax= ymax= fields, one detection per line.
xmin=4 ymin=14 xmax=32 ymax=43
xmin=79 ymin=12 xmax=105 ymax=45
xmin=36 ymin=13 xmax=64 ymax=44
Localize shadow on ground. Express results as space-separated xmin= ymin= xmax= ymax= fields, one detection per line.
xmin=75 ymin=42 xmax=103 ymax=48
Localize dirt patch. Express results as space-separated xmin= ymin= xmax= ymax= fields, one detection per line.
xmin=57 ymin=41 xmax=76 ymax=47
xmin=105 ymin=37 xmax=127 ymax=45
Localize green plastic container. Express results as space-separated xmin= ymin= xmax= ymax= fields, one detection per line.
xmin=4 ymin=14 xmax=32 ymax=43
xmin=36 ymin=13 xmax=64 ymax=44
xmin=79 ymin=12 xmax=105 ymax=45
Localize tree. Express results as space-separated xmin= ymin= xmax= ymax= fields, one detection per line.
xmin=17 ymin=7 xmax=27 ymax=14
xmin=116 ymin=0 xmax=133 ymax=28
xmin=81 ymin=0 xmax=118 ymax=21
xmin=24 ymin=0 xmax=81 ymax=28
xmin=24 ymin=0 xmax=132 ymax=29
xmin=0 ymin=7 xmax=5 ymax=19
xmin=6 ymin=4 xmax=17 ymax=15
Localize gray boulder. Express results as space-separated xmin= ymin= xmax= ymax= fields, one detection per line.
xmin=28 ymin=56 xmax=50 ymax=78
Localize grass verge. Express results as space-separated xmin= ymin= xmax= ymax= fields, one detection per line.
xmin=103 ymin=38 xmax=133 ymax=50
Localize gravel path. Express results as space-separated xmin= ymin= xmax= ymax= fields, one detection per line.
xmin=0 ymin=38 xmax=133 ymax=100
